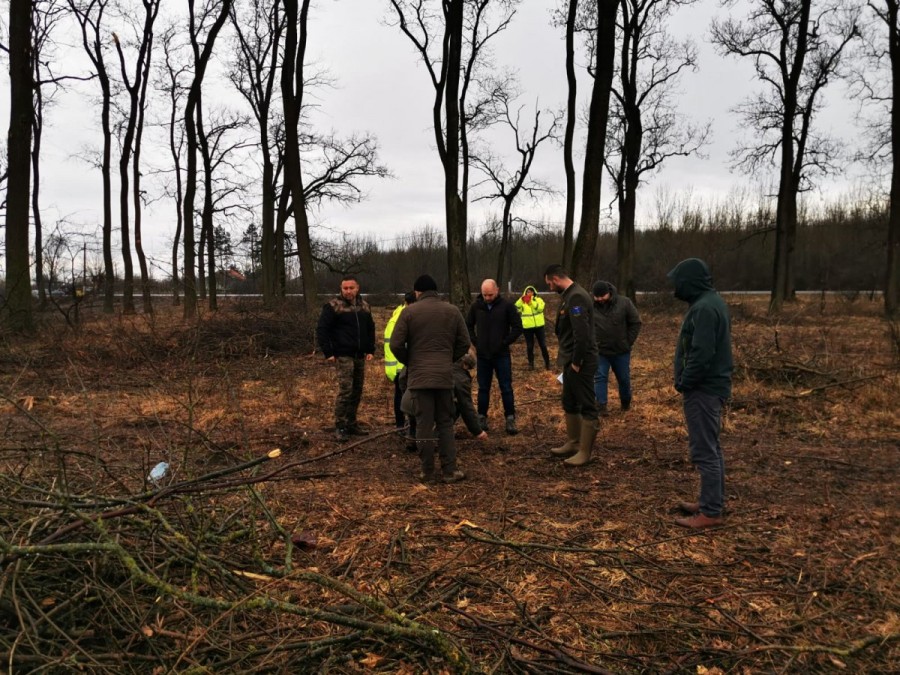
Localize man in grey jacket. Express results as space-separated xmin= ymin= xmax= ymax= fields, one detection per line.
xmin=591 ymin=281 xmax=642 ymax=413
xmin=390 ymin=275 xmax=471 ymax=483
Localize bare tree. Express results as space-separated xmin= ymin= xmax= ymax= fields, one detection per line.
xmin=471 ymin=89 xmax=560 ymax=288
xmin=605 ymin=0 xmax=709 ymax=301
xmin=561 ymin=0 xmax=578 ymax=269
xmin=230 ymin=0 xmax=284 ymax=306
xmin=196 ymin=107 xmax=252 ymax=309
xmin=571 ymin=0 xmax=619 ymax=285
xmin=69 ymin=0 xmax=115 ymax=313
xmin=181 ymin=0 xmax=234 ymax=319
xmin=280 ymin=0 xmax=316 ymax=309
xmin=158 ymin=25 xmax=187 ymax=307
xmin=712 ymin=0 xmax=859 ymax=314
xmin=131 ymin=6 xmax=158 ymax=314
xmin=3 ymin=0 xmax=34 ymax=332
xmin=112 ymin=0 xmax=160 ymax=314
xmin=31 ymin=0 xmax=69 ymax=309
xmin=853 ymin=0 xmax=899 ymax=318
xmin=389 ymin=0 xmax=519 ymax=308
xmin=300 ymin=131 xmax=390 ymax=206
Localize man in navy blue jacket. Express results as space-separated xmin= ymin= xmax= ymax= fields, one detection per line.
xmin=466 ymin=279 xmax=523 ymax=435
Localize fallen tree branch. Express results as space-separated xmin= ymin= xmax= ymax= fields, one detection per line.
xmin=786 ymin=374 xmax=884 ymax=398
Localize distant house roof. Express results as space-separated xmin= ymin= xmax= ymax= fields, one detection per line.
xmin=226 ymin=268 xmax=246 ymax=282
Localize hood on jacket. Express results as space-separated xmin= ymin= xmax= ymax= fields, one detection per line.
xmin=667 ymin=258 xmax=714 ymax=302
xmin=591 ymin=280 xmax=617 ymax=300
xmin=521 ymin=285 xmax=539 ymax=299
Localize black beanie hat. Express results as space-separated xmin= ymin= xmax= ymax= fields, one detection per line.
xmin=592 ymin=280 xmax=612 ymax=297
xmin=414 ymin=274 xmax=438 ymax=292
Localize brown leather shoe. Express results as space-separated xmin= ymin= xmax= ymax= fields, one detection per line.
xmin=675 ymin=513 xmax=724 ymax=529
xmin=678 ymin=501 xmax=700 ymax=515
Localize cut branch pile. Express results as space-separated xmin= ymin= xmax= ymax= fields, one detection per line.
xmin=738 ymin=342 xmax=888 ymax=399
xmin=0 ymin=448 xmax=470 ymax=673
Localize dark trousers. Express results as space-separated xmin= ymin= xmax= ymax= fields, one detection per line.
xmin=335 ymin=356 xmax=365 ymax=429
xmin=562 ymin=356 xmax=599 ymax=420
xmin=393 ymin=378 xmax=404 ymax=427
xmin=523 ymin=326 xmax=550 ymax=367
xmin=411 ymin=388 xmax=457 ymax=476
xmin=476 ymin=353 xmax=515 ymax=417
xmin=683 ymin=389 xmax=726 ymax=517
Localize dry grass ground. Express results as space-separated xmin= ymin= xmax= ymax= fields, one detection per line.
xmin=0 ymin=293 xmax=897 ymax=673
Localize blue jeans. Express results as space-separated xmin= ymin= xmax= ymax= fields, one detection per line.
xmin=476 ymin=353 xmax=515 ymax=417
xmin=594 ymin=352 xmax=632 ymax=405
xmin=683 ymin=389 xmax=726 ymax=517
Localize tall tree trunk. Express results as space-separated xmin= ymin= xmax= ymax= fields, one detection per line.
xmin=112 ymin=1 xmax=158 ymax=316
xmin=100 ymin=67 xmax=114 ymax=313
xmin=32 ymin=90 xmax=46 ymax=309
xmin=182 ymin=0 xmax=232 ymax=319
xmin=496 ymin=200 xmax=513 ymax=288
xmin=617 ymin=98 xmax=641 ymax=302
xmin=444 ymin=0 xmax=469 ymax=308
xmin=134 ymin=23 xmax=155 ymax=314
xmin=170 ymin=127 xmax=184 ymax=308
xmin=182 ymin=97 xmax=199 ymax=316
xmin=562 ymin=0 xmax=578 ymax=269
xmin=118 ymin=130 xmax=136 ymax=314
xmin=572 ymin=0 xmax=618 ymax=286
xmin=4 ymin=0 xmax=33 ymax=332
xmin=617 ymin=166 xmax=638 ymax=302
xmin=276 ymin=181 xmax=289 ymax=297
xmin=281 ymin=0 xmax=317 ymax=310
xmin=261 ymin=154 xmax=276 ymax=303
xmin=70 ymin=0 xmax=115 ymax=312
xmin=769 ymin=0 xmax=811 ymax=314
xmin=197 ymin=99 xmax=217 ymax=310
xmin=134 ymin=126 xmax=153 ymax=314
xmin=198 ymin=216 xmax=207 ymax=300
xmin=887 ymin=0 xmax=900 ymax=319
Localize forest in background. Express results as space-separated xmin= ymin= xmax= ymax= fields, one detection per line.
xmin=37 ymin=192 xmax=888 ymax=300
xmin=313 ymin=196 xmax=889 ymax=296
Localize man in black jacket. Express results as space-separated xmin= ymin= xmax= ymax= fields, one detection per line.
xmin=668 ymin=258 xmax=733 ymax=528
xmin=591 ymin=281 xmax=642 ymax=413
xmin=466 ymin=279 xmax=523 ymax=435
xmin=316 ymin=275 xmax=376 ymax=441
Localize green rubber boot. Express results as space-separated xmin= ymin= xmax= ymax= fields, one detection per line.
xmin=564 ymin=417 xmax=599 ymax=467
xmin=550 ymin=414 xmax=581 ymax=457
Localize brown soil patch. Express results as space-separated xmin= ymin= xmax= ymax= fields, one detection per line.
xmin=1 ymin=295 xmax=897 ymax=673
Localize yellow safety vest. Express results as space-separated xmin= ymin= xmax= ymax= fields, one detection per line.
xmin=515 ymin=294 xmax=545 ymax=330
xmin=384 ymin=303 xmax=405 ymax=381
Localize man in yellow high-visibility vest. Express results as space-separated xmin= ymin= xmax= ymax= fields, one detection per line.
xmin=385 ymin=291 xmax=417 ymax=449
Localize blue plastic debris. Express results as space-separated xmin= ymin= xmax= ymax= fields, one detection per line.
xmin=148 ymin=462 xmax=169 ymax=484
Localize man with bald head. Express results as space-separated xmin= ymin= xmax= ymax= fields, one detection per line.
xmin=466 ymin=279 xmax=523 ymax=435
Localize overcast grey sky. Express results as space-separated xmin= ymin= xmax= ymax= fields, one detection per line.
xmin=4 ymin=0 xmax=863 ymax=272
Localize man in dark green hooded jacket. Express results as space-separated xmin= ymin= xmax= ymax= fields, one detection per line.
xmin=668 ymin=258 xmax=733 ymax=528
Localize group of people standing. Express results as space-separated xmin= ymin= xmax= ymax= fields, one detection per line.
xmin=316 ymin=259 xmax=732 ymax=529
